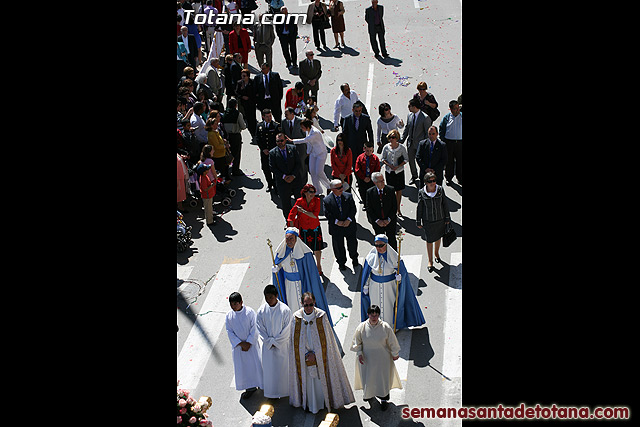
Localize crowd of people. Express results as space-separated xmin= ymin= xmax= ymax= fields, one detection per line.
xmin=176 ymin=0 xmax=463 ymax=279
xmin=177 ymin=0 xmax=462 ymax=415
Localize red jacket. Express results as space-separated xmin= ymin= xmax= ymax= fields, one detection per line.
xmin=199 ymin=173 xmax=217 ymax=199
xmin=229 ymin=28 xmax=251 ymax=58
xmin=354 ymin=153 xmax=381 ymax=180
xmin=287 ymin=196 xmax=321 ymax=230
xmin=285 ymin=87 xmax=304 ymax=110
xmin=330 ymin=147 xmax=352 ymax=178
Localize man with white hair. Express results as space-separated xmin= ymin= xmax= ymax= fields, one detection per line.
xmin=271 ymin=227 xmax=333 ymax=324
xmin=298 ymin=50 xmax=322 ymax=104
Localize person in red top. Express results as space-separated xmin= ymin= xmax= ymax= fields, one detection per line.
xmin=284 ymin=82 xmax=305 ymax=114
xmin=330 ymin=132 xmax=353 ymax=188
xmin=354 ymin=142 xmax=380 ymax=210
xmin=229 ymin=23 xmax=251 ymax=69
xmin=287 ymin=184 xmax=324 ymax=275
xmin=196 ymin=162 xmax=218 ymax=226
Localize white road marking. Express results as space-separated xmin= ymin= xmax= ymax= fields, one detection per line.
xmin=440 ymin=251 xmax=462 ymax=426
xmin=177 ymin=263 xmax=250 ymax=392
xmin=365 ymin=62 xmax=374 ymax=115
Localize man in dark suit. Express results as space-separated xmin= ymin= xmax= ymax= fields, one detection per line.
xmin=283 ymin=107 xmax=308 ymax=184
xmin=254 ymin=62 xmax=284 ymax=123
xmin=178 ymin=26 xmax=199 ymax=68
xmin=223 ymin=53 xmax=242 ymax=102
xmin=415 ymin=126 xmax=448 ymax=186
xmin=269 ymin=132 xmax=304 ymax=219
xmin=366 ymin=172 xmax=397 ymax=250
xmin=275 ymin=7 xmax=299 ymax=69
xmin=401 ymin=98 xmax=432 ymax=184
xmin=298 ymin=50 xmax=322 ymax=104
xmin=342 ymin=101 xmax=374 ymax=168
xmin=364 ymin=0 xmax=388 ymax=59
xmin=256 ymin=109 xmax=282 ymax=193
xmin=323 ymin=179 xmax=359 ymax=271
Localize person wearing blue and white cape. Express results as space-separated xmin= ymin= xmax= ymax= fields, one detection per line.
xmin=360 ymin=234 xmax=425 ymax=330
xmin=272 ymin=227 xmax=334 ymax=325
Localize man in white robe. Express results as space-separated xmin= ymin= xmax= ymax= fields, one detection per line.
xmin=289 ymin=292 xmax=355 ymax=414
xmin=225 ymin=292 xmax=262 ymax=398
xmin=256 ymin=284 xmax=292 ymax=399
xmin=351 ymin=304 xmax=401 ymax=411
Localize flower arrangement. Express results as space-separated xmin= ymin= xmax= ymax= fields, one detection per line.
xmin=177 ymin=382 xmax=213 ymax=426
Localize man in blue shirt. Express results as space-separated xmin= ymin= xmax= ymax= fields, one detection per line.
xmin=439 ymin=100 xmax=462 ymax=185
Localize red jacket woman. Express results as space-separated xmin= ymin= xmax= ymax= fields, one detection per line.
xmin=229 ymin=24 xmax=251 ymax=67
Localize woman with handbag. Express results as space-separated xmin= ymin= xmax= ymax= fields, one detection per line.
xmin=307 ymin=0 xmax=330 ymax=50
xmin=416 ymin=170 xmax=450 ymax=272
xmin=380 ymin=129 xmax=408 ymax=218
xmin=287 ymin=184 xmax=325 ymax=276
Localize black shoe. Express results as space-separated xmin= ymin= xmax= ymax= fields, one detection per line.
xmin=338 ymin=264 xmax=347 ymax=271
xmin=380 ymin=400 xmax=389 ymax=411
xmin=241 ymin=388 xmax=257 ymax=399
xmin=427 ymin=265 xmax=434 ymax=272
xmin=352 ymin=260 xmax=359 ymax=270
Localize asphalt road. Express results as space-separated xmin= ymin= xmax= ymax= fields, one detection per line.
xmin=178 ymin=0 xmax=462 ymax=425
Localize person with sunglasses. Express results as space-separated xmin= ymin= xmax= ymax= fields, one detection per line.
xmin=360 ymin=235 xmax=425 ymax=330
xmin=416 ymin=170 xmax=451 ymax=272
xmin=323 ymin=179 xmax=359 ymax=271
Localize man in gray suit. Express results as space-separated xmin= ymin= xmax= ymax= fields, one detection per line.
xmin=401 ymin=98 xmax=432 ymax=184
xmin=282 ymin=107 xmax=308 ymax=185
xmin=298 ymin=50 xmax=322 ymax=104
xmin=254 ymin=15 xmax=276 ymax=71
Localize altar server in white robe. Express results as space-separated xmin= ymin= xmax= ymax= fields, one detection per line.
xmin=256 ymin=284 xmax=293 ymax=399
xmin=289 ymin=292 xmax=355 ymax=414
xmin=351 ymin=304 xmax=401 ymax=411
xmin=225 ymin=292 xmax=263 ymax=399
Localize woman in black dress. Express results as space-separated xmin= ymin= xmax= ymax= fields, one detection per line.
xmin=416 ymin=170 xmax=450 ymax=272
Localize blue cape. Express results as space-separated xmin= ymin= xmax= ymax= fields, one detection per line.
xmin=360 ymin=259 xmax=425 ymax=330
xmin=272 ymin=248 xmax=334 ymax=326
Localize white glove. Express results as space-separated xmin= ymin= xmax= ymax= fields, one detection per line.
xmin=363 ymin=285 xmax=369 ymax=296
xmin=395 ymin=274 xmax=402 ymax=282
xmin=272 ymin=266 xmax=279 ymax=274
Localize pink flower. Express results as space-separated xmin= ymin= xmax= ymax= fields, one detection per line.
xmin=178 ymin=416 xmax=183 ymax=423
xmin=178 ymin=398 xmax=187 ymax=407
xmin=180 ymin=407 xmax=187 ymax=414
xmin=189 ymin=416 xmax=197 ymax=424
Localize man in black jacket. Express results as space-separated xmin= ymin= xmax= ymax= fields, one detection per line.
xmin=256 ymin=109 xmax=281 ymax=193
xmin=364 ymin=0 xmax=388 ymax=59
xmin=415 ymin=126 xmax=448 ymax=186
xmin=342 ymin=101 xmax=374 ymax=168
xmin=275 ymin=7 xmax=299 ymax=69
xmin=178 ymin=26 xmax=199 ymax=68
xmin=254 ymin=62 xmax=284 ymax=123
xmin=269 ymin=132 xmax=303 ymax=219
xmin=323 ymin=179 xmax=359 ymax=271
xmin=365 ymin=172 xmax=397 ymax=250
